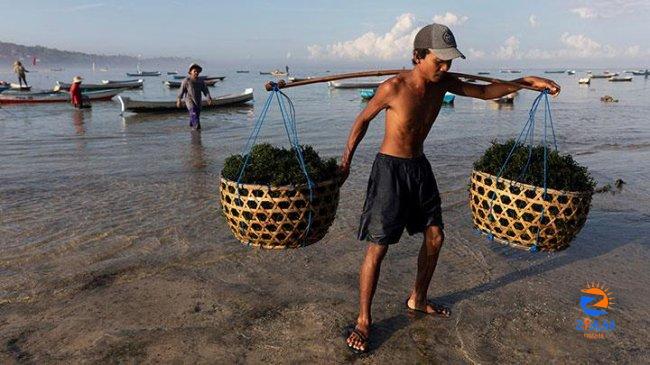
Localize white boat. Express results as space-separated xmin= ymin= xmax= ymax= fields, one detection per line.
xmin=10 ymin=83 xmax=31 ymax=91
xmin=288 ymin=76 xmax=314 ymax=82
xmin=490 ymin=92 xmax=517 ymax=104
xmin=0 ymin=89 xmax=123 ymax=104
xmin=163 ymin=79 xmax=219 ymax=88
xmin=631 ymin=69 xmax=649 ymax=76
xmin=567 ymin=70 xmax=576 ymax=75
xmin=56 ymin=79 xmax=144 ymax=91
xmin=578 ymin=77 xmax=591 ymax=84
xmin=328 ymin=80 xmax=386 ymax=89
xmin=608 ymin=76 xmax=633 ymax=82
xmin=588 ymin=71 xmax=618 ymax=79
xmin=173 ymin=75 xmax=225 ymax=80
xmin=270 ymin=70 xmax=288 ymax=77
xmin=117 ymin=88 xmax=254 ymax=113
xmin=101 ymin=79 xmax=142 ymax=84
xmin=126 ymin=71 xmax=161 ymax=77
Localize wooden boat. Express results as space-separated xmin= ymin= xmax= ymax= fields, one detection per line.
xmin=10 ymin=84 xmax=31 ymax=91
xmin=328 ymin=80 xmax=385 ymax=89
xmin=126 ymin=71 xmax=161 ymax=77
xmin=501 ymin=70 xmax=522 ymax=74
xmin=270 ymin=70 xmax=287 ymax=77
xmin=0 ymin=89 xmax=123 ymax=104
xmin=544 ymin=70 xmax=566 ymax=74
xmin=118 ymin=88 xmax=253 ymax=113
xmin=173 ymin=75 xmax=225 ymax=80
xmin=578 ymin=77 xmax=591 ymax=85
xmin=478 ymin=71 xmax=490 ymax=75
xmin=101 ymin=79 xmax=141 ymax=84
xmin=631 ymin=69 xmax=649 ymax=76
xmin=588 ymin=71 xmax=618 ymax=79
xmin=259 ymin=72 xmax=272 ymax=75
xmin=608 ymin=76 xmax=633 ymax=82
xmin=0 ymin=84 xmax=10 ymax=92
xmin=567 ymin=70 xmax=576 ymax=75
xmin=167 ymin=71 xmax=178 ymax=75
xmin=56 ymin=79 xmax=144 ymax=91
xmin=163 ymin=79 xmax=219 ymax=88
xmin=288 ymin=76 xmax=314 ymax=82
xmin=236 ymin=70 xmax=250 ymax=73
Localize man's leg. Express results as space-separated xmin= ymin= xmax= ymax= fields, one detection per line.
xmin=347 ymin=243 xmax=388 ymax=352
xmin=407 ymin=225 xmax=450 ymax=316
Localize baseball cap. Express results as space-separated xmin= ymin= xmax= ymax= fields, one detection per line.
xmin=413 ymin=24 xmax=465 ymax=60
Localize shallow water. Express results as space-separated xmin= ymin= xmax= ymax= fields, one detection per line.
xmin=1 ymin=67 xmax=648 ymax=363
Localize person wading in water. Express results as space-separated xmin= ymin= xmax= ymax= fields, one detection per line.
xmin=177 ymin=63 xmax=212 ymax=131
xmin=340 ymin=23 xmax=560 ymax=354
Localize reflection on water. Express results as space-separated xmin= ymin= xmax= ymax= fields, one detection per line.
xmin=72 ymin=109 xmax=85 ymax=135
xmin=189 ymin=130 xmax=207 ymax=171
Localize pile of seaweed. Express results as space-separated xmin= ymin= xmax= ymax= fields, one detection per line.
xmin=473 ymin=139 xmax=595 ymax=192
xmin=222 ymin=143 xmax=338 ymax=186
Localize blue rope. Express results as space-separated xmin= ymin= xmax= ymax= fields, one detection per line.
xmin=486 ymin=90 xmax=557 ymax=252
xmin=234 ymin=82 xmax=315 ymax=245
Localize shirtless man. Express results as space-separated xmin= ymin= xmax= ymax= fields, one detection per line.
xmin=341 ymin=23 xmax=560 ymax=354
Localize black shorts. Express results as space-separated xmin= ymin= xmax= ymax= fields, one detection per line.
xmin=358 ymin=153 xmax=443 ymax=245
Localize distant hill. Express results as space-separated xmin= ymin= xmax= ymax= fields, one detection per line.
xmin=0 ymin=41 xmax=195 ymax=67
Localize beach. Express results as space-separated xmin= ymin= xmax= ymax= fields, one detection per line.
xmin=1 ymin=68 xmax=649 ymax=363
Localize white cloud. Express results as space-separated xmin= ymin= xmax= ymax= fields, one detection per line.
xmin=307 ymin=13 xmax=419 ymax=60
xmin=560 ymin=33 xmax=601 ymax=57
xmin=494 ymin=36 xmax=521 ymax=60
xmin=570 ymin=7 xmax=597 ymax=19
xmin=432 ymin=12 xmax=468 ymax=27
xmin=529 ymin=14 xmax=539 ymax=27
xmin=468 ymin=48 xmax=485 ymax=59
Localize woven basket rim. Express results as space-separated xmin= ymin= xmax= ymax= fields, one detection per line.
xmin=220 ymin=176 xmax=339 ymax=192
xmin=472 ymin=170 xmax=593 ymax=197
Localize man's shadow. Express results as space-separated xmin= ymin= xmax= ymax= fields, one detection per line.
xmin=369 ymin=210 xmax=648 ymax=349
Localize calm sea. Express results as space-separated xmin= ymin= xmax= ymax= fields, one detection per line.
xmin=1 ymin=66 xmax=649 ymax=253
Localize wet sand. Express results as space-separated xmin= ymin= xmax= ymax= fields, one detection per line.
xmin=1 ymin=154 xmax=648 ymax=364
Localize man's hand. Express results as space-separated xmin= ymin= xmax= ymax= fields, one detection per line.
xmin=207 ymin=97 xmax=212 ymax=106
xmin=338 ymin=164 xmax=350 ymax=186
xmin=525 ymin=76 xmax=561 ymax=96
xmin=176 ymin=99 xmax=182 ymax=108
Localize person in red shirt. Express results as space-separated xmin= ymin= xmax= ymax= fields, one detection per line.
xmin=70 ymin=76 xmax=84 ymax=108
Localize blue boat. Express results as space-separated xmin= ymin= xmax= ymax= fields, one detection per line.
xmin=443 ymin=92 xmax=455 ymax=104
xmin=359 ymin=88 xmax=376 ymax=100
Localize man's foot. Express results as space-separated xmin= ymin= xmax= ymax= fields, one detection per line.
xmin=345 ymin=323 xmax=369 ymax=354
xmin=406 ymin=296 xmax=451 ymax=317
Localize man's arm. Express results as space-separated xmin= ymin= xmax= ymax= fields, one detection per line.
xmin=176 ymin=80 xmax=187 ymax=107
xmin=445 ymin=75 xmax=560 ymax=100
xmin=339 ymin=79 xmax=396 ymax=183
xmin=202 ymin=82 xmax=212 ymax=104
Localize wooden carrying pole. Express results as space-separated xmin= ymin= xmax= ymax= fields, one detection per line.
xmin=264 ymin=70 xmax=543 ymax=92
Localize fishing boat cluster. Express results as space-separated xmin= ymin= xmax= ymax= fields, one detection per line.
xmin=0 ymin=69 xmax=255 ymax=113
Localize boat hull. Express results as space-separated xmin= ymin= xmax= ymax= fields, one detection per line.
xmin=0 ymin=89 xmax=123 ymax=104
xmin=118 ymin=88 xmax=254 ymax=113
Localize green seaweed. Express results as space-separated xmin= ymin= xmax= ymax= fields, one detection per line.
xmin=473 ymin=139 xmax=595 ymax=192
xmin=222 ymin=143 xmax=338 ymax=186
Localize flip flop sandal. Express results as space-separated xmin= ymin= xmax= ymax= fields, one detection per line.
xmin=405 ymin=298 xmax=451 ymax=317
xmin=345 ymin=326 xmax=369 ymax=354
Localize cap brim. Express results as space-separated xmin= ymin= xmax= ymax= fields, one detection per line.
xmin=430 ymin=47 xmax=466 ymax=61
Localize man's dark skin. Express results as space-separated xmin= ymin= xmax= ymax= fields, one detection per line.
xmin=340 ymin=49 xmax=560 ymax=353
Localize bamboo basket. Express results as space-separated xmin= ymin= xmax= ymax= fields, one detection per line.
xmin=220 ymin=177 xmax=340 ymax=249
xmin=469 ymin=170 xmax=592 ymax=251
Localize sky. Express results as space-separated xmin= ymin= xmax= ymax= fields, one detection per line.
xmin=1 ymin=0 xmax=649 ymax=68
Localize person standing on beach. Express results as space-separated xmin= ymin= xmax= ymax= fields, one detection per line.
xmin=176 ymin=63 xmax=212 ymax=131
xmin=69 ymin=76 xmax=84 ymax=109
xmin=13 ymin=60 xmax=29 ymax=87
xmin=340 ymin=23 xmax=560 ymax=354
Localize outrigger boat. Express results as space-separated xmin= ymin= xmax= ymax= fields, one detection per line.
xmin=126 ymin=71 xmax=161 ymax=77
xmin=608 ymin=76 xmax=633 ymax=82
xmin=172 ymin=75 xmax=225 ymax=81
xmin=117 ymin=88 xmax=254 ymax=113
xmin=56 ymin=79 xmax=144 ymax=91
xmin=163 ymin=79 xmax=219 ymax=88
xmin=0 ymin=89 xmax=123 ymax=104
xmin=328 ymin=80 xmax=386 ymax=89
